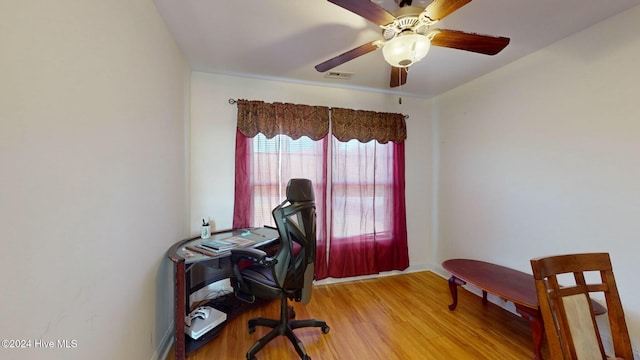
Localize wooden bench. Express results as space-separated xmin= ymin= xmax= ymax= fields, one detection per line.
xmin=442 ymin=259 xmax=606 ymax=360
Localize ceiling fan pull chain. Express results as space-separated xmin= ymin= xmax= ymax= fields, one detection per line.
xmin=398 ymin=68 xmax=403 ymax=105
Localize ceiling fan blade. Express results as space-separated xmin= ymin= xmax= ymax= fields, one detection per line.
xmin=328 ymin=0 xmax=396 ymax=26
xmin=431 ymin=29 xmax=510 ymax=55
xmin=390 ymin=67 xmax=408 ymax=88
xmin=315 ymin=41 xmax=379 ymax=72
xmin=423 ymin=0 xmax=471 ymax=21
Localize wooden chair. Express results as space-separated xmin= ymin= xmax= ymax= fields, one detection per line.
xmin=530 ymin=253 xmax=633 ymax=360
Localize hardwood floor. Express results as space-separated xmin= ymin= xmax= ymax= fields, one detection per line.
xmin=166 ymin=271 xmax=544 ymax=360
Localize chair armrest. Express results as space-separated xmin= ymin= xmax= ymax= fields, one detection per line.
xmin=230 ymin=247 xmax=276 ymax=267
xmin=230 ymin=247 xmax=277 ymax=300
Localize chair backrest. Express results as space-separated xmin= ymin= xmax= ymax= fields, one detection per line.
xmin=530 ymin=253 xmax=633 ymax=360
xmin=271 ymin=178 xmax=317 ymax=304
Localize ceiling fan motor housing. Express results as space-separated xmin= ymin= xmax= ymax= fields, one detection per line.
xmin=382 ymin=6 xmax=434 ymax=40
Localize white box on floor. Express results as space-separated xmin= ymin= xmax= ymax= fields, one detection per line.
xmin=184 ymin=306 xmax=227 ymax=340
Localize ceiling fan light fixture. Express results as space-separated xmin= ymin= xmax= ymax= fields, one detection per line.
xmin=382 ymin=32 xmax=431 ymax=68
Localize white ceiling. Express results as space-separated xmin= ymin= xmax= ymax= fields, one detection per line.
xmin=154 ymin=0 xmax=640 ymax=99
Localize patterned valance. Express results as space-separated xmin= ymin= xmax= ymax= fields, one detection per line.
xmin=236 ymin=100 xmax=406 ymax=144
xmin=236 ymin=99 xmax=330 ymax=140
xmin=331 ymin=107 xmax=406 ymax=144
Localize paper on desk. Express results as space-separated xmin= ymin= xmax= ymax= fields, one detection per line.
xmin=222 ymin=236 xmax=255 ymax=247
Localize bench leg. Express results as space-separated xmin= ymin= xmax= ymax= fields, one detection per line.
xmin=515 ymin=305 xmax=544 ymax=360
xmin=447 ymin=276 xmax=466 ymax=310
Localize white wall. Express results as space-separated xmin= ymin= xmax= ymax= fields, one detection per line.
xmin=434 ymin=5 xmax=640 ymax=353
xmin=0 ymin=1 xmax=190 ymax=359
xmin=189 ymin=72 xmax=434 ymax=272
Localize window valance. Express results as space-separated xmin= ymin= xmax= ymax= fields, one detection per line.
xmin=331 ymin=107 xmax=406 ymax=144
xmin=236 ymin=99 xmax=330 ymax=140
xmin=236 ymin=99 xmax=406 ymax=144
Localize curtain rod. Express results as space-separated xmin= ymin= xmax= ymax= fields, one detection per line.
xmin=228 ymin=99 xmax=409 ymax=119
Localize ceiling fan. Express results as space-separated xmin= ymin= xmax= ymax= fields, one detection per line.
xmin=315 ymin=0 xmax=510 ymax=88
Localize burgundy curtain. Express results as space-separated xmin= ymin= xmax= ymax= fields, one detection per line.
xmin=232 ymin=129 xmax=253 ymax=229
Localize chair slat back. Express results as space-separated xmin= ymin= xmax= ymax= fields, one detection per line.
xmin=530 ymin=253 xmax=633 ymax=360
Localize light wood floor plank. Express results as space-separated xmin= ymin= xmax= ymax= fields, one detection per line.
xmin=166 ymin=271 xmax=543 ymax=360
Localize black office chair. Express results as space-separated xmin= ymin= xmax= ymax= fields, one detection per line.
xmin=230 ymin=178 xmax=330 ymax=360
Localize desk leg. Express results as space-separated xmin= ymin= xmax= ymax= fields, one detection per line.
xmin=515 ymin=305 xmax=543 ymax=360
xmin=447 ymin=276 xmax=466 ymax=310
xmin=174 ymin=260 xmax=186 ymax=360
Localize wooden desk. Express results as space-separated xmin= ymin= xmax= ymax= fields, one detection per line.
xmin=167 ymin=227 xmax=279 ymax=360
xmin=442 ymin=259 xmax=606 ymax=360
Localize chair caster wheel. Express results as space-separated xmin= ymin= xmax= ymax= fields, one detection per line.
xmin=248 ymin=326 xmax=255 ymax=334
xmin=321 ymin=325 xmax=330 ymax=334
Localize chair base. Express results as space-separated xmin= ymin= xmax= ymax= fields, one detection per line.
xmin=245 ymin=298 xmax=329 ymax=360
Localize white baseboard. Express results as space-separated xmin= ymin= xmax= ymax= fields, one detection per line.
xmin=151 ymin=321 xmax=174 ymax=360
xmin=313 ymin=262 xmax=433 ymax=286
